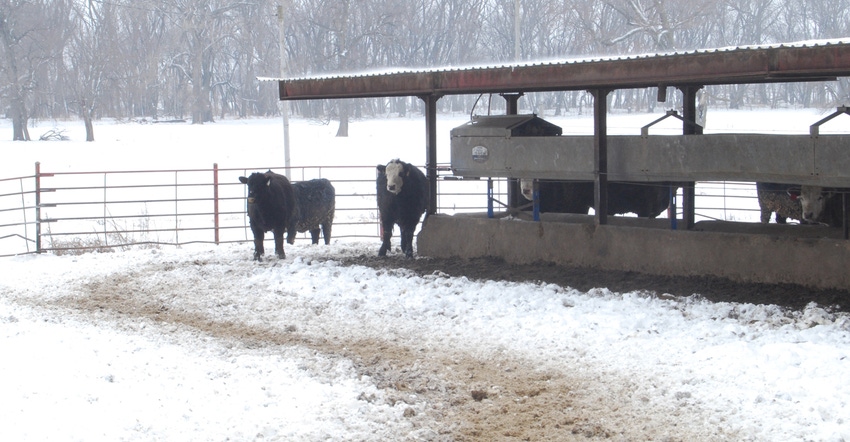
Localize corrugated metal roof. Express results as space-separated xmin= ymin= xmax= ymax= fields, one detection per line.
xmin=259 ymin=38 xmax=850 ymax=82
xmin=261 ymin=38 xmax=850 ymax=100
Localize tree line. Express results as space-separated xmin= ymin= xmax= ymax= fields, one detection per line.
xmin=2 ymin=0 xmax=849 ymax=141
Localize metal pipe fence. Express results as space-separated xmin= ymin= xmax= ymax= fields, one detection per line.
xmin=0 ymin=163 xmax=511 ymax=257
xmin=0 ymin=162 xmax=768 ymax=257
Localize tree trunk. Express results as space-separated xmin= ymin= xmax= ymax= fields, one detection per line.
xmin=83 ymin=102 xmax=95 ymax=142
xmin=336 ymin=101 xmax=349 ymax=137
xmin=1 ymin=16 xmax=29 ymax=141
xmin=11 ymin=97 xmax=29 ymax=141
xmin=191 ymin=39 xmax=204 ymax=125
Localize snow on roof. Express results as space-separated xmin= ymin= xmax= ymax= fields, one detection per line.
xmin=258 ymin=38 xmax=850 ymax=83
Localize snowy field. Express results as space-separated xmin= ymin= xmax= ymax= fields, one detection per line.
xmin=1 ymin=108 xmax=850 ymax=440
xmin=4 ymin=107 xmax=850 ymax=258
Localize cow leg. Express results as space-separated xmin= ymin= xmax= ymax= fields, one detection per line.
xmin=309 ymin=228 xmax=320 ymax=244
xmin=378 ymin=220 xmax=394 ymax=257
xmin=322 ymin=221 xmax=332 ymax=245
xmin=252 ymin=228 xmax=265 ymax=262
xmin=400 ymin=225 xmax=414 ymax=258
xmin=760 ymin=208 xmax=771 ymax=223
xmin=273 ymin=227 xmax=286 ymax=259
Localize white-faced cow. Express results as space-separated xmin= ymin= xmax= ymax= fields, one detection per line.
xmin=239 ymin=171 xmax=335 ymax=261
xmin=519 ymin=179 xmax=672 ymax=218
xmin=376 ymin=159 xmax=429 ymax=257
xmin=798 ymin=185 xmax=846 ymax=227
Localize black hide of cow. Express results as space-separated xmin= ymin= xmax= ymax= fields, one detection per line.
xmin=239 ymin=172 xmax=335 ymax=261
xmin=376 ymin=160 xmax=429 ymax=257
xmin=239 ymin=171 xmax=295 ymax=261
xmin=288 ymin=178 xmax=335 ymax=245
xmin=527 ymin=180 xmax=672 ymax=218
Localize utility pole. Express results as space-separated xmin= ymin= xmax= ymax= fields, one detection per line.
xmin=514 ymin=0 xmax=521 ymax=61
xmin=277 ymin=4 xmax=292 ymax=179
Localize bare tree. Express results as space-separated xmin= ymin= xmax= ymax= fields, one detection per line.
xmin=2 ymin=0 xmax=848 ymax=128
xmin=157 ymin=0 xmax=251 ymax=124
xmin=0 ymin=0 xmax=72 ymax=140
xmin=66 ymin=0 xmax=123 ymax=141
xmin=603 ymin=0 xmax=715 ymax=51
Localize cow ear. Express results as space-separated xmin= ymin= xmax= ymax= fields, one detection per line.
xmin=787 ymin=187 xmax=801 ymax=199
xmin=239 ymin=176 xmax=248 ymax=184
xmin=376 ymin=165 xmax=386 ymax=173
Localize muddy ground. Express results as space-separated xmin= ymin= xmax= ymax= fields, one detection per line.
xmin=14 ymin=247 xmax=846 ymax=441
xmin=339 ymin=254 xmax=850 ymax=313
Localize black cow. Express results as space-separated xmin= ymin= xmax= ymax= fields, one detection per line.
xmin=239 ymin=171 xmax=335 ymax=261
xmin=376 ymin=159 xmax=429 ymax=257
xmin=519 ymin=179 xmax=673 ymax=218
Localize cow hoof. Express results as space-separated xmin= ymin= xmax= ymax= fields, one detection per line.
xmin=254 ymin=255 xmax=263 ymax=262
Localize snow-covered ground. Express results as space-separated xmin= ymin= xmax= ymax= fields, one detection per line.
xmin=1 ymin=108 xmax=850 ymax=440
xmin=2 ymin=242 xmax=849 ymax=440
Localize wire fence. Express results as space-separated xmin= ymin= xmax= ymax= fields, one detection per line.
xmin=0 ymin=162 xmax=769 ymax=257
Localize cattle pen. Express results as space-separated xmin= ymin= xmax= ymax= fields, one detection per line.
xmin=0 ymin=159 xmax=827 ymax=258
xmin=0 ymin=162 xmax=503 ymax=257
xmin=266 ymin=40 xmax=850 ymax=290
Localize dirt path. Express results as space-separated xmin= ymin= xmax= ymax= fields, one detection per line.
xmin=51 ymin=292 xmax=717 ymax=441
xmin=10 ymin=257 xmax=734 ymax=441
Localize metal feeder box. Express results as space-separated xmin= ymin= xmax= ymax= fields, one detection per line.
xmin=450 ymin=114 xmax=591 ymax=180
xmin=450 ymin=111 xmax=850 ymax=185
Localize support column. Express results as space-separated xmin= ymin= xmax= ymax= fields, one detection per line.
xmin=591 ymin=89 xmax=610 ymax=225
xmin=502 ymin=93 xmax=524 ymax=211
xmin=501 ymin=93 xmax=523 ymax=115
xmin=679 ymin=85 xmax=703 ymax=230
xmin=420 ymin=94 xmax=440 ymax=215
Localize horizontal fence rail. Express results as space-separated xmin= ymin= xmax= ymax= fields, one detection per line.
xmin=0 ymin=162 xmax=794 ymax=257
xmin=0 ymin=163 xmax=511 ymax=257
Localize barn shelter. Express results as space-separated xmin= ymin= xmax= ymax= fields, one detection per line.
xmin=268 ymin=39 xmax=850 ymax=290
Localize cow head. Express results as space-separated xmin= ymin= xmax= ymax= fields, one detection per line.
xmin=381 ymin=159 xmax=406 ymax=195
xmin=799 ymin=185 xmax=830 ymax=223
xmin=238 ymin=172 xmax=272 ymax=204
xmin=519 ymin=179 xmax=535 ymax=201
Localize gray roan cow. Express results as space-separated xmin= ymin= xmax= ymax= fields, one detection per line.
xmin=239 ymin=171 xmax=335 ymax=261
xmin=756 ymin=182 xmax=805 ymax=224
xmin=376 ymin=159 xmax=429 ymax=257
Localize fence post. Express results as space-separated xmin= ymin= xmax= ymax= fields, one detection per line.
xmin=35 ymin=162 xmax=42 ymax=253
xmin=174 ymin=171 xmax=179 ymax=244
xmin=103 ymin=172 xmax=108 ymax=245
xmin=213 ymin=163 xmax=220 ymax=244
xmin=487 ymin=178 xmax=494 ymax=218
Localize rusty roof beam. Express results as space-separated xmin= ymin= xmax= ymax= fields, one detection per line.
xmin=277 ymin=42 xmax=850 ymax=101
